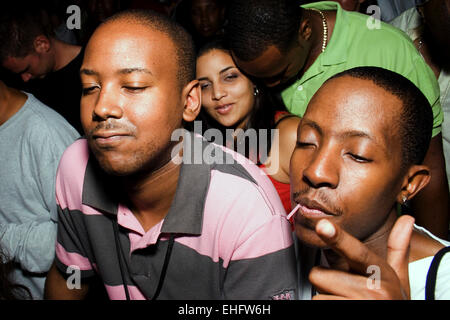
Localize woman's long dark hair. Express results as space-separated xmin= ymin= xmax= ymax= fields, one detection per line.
xmin=193 ymin=37 xmax=283 ymax=163
xmin=0 ymin=249 xmax=31 ymax=300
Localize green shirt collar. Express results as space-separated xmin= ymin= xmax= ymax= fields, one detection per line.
xmin=301 ymin=1 xmax=348 ymax=69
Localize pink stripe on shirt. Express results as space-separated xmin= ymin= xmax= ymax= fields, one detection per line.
xmin=230 ymin=215 xmax=293 ymax=261
xmin=56 ymin=242 xmax=92 ymax=271
xmin=215 ymin=144 xmax=286 ymax=216
xmin=105 ymin=284 xmax=146 ymax=300
xmin=175 ymin=170 xmax=293 ymax=268
xmin=55 ymin=140 xmax=102 ymax=215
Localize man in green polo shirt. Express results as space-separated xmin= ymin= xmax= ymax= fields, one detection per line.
xmin=226 ymin=0 xmax=449 ymax=239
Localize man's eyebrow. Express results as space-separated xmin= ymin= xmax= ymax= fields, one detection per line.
xmin=340 ymin=130 xmax=388 ymax=154
xmin=300 ymin=118 xmax=323 ymax=135
xmin=80 ymin=68 xmax=98 ymax=76
xmin=117 ymin=68 xmax=153 ymax=75
xmin=79 ymin=68 xmax=153 ymax=76
xmin=301 ymin=119 xmax=376 ymax=142
xmin=340 ymin=130 xmax=373 ymax=141
xmin=300 ymin=118 xmax=388 ymax=154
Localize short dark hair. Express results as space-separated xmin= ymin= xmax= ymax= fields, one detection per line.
xmin=0 ymin=4 xmax=54 ymax=62
xmin=103 ymin=9 xmax=196 ymax=89
xmin=327 ymin=67 xmax=433 ymax=169
xmin=225 ymin=0 xmax=303 ymax=61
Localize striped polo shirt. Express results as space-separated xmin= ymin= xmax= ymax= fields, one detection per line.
xmin=54 ymin=133 xmax=297 ymax=300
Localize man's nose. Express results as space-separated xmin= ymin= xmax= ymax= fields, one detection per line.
xmin=93 ymin=87 xmax=123 ymax=120
xmin=302 ymin=147 xmax=339 ymax=189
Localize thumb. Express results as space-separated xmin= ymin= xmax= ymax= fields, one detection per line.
xmin=386 ymin=215 xmax=415 ymax=299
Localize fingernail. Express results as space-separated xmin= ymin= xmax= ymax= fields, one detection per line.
xmin=318 ymin=219 xmax=336 ymax=238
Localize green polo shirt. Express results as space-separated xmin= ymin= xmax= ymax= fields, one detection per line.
xmin=281 ymin=1 xmax=442 ymax=137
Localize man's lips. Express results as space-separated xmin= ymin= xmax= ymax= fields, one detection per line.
xmin=293 ymin=197 xmax=337 ymax=219
xmin=91 ymin=131 xmax=132 ymax=147
xmin=93 ymin=130 xmax=131 ymax=138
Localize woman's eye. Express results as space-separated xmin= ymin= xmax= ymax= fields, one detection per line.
xmin=200 ymin=82 xmax=211 ymax=90
xmin=224 ymin=74 xmax=238 ymax=81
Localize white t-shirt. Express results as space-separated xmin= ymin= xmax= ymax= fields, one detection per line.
xmin=409 ymin=225 xmax=450 ymax=300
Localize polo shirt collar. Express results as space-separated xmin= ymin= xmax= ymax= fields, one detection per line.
xmin=81 ymin=132 xmax=212 ymax=236
xmin=301 ymin=1 xmax=349 ymax=67
xmin=82 ymin=154 xmax=120 ymax=215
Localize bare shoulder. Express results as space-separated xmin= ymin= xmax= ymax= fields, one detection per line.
xmin=409 ymin=229 xmax=446 ymax=263
xmin=275 ymin=115 xmax=301 ymax=161
xmin=265 ymin=115 xmax=301 ymax=182
xmin=275 ymin=115 xmax=301 ymax=141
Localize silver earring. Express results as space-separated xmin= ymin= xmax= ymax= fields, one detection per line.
xmin=254 ymin=87 xmax=259 ymax=96
xmin=402 ymin=195 xmax=408 ymax=205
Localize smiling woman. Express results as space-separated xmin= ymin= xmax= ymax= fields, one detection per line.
xmin=195 ymin=38 xmax=301 ymax=214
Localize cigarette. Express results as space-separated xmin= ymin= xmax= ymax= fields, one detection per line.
xmin=287 ymin=203 xmax=301 ymax=220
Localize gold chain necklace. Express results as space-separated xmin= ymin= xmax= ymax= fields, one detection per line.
xmin=309 ymin=8 xmax=328 ymax=53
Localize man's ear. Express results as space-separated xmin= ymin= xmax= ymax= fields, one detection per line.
xmin=33 ymin=35 xmax=51 ymax=54
xmin=298 ymin=17 xmax=312 ymax=42
xmin=182 ymin=79 xmax=201 ymax=123
xmin=396 ymin=165 xmax=431 ymax=203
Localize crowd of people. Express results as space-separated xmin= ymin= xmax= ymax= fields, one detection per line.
xmin=0 ymin=0 xmax=449 ymax=301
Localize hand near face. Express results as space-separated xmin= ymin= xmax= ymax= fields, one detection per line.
xmin=309 ymin=215 xmax=415 ymax=300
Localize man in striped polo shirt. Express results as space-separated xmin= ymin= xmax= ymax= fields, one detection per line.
xmin=44 ymin=9 xmax=296 ymax=300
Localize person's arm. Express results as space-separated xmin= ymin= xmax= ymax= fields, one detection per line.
xmin=50 ymin=141 xmax=95 ymax=300
xmin=277 ymin=116 xmax=301 ymax=182
xmin=410 ymin=134 xmax=450 ymax=239
xmin=0 ymin=119 xmax=78 ymax=273
xmin=220 ymin=186 xmax=297 ymax=299
xmin=0 ymin=130 xmax=61 ymax=273
xmin=0 ymin=220 xmax=57 ymax=273
xmin=223 ymin=214 xmax=298 ymax=300
xmin=264 ymin=115 xmax=301 ymax=182
xmin=44 ymin=262 xmax=89 ymax=300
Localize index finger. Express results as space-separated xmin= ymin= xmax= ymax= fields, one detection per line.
xmin=315 ymin=219 xmax=387 ymax=275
